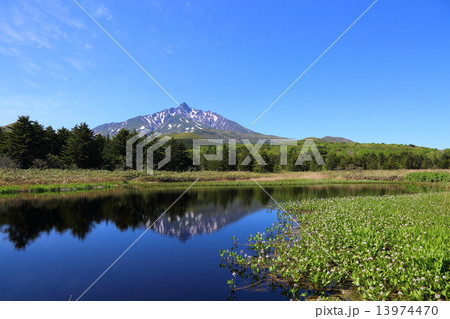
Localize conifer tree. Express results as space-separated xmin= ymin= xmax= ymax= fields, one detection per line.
xmin=0 ymin=127 xmax=6 ymax=155
xmin=62 ymin=123 xmax=102 ymax=168
xmin=7 ymin=116 xmax=45 ymax=168
xmin=55 ymin=127 xmax=71 ymax=156
xmin=102 ymin=129 xmax=132 ymax=170
xmin=156 ymin=139 xmax=191 ymax=172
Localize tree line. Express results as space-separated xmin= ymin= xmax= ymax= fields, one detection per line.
xmin=0 ymin=116 xmax=448 ymax=172
xmin=0 ymin=116 xmax=191 ymax=170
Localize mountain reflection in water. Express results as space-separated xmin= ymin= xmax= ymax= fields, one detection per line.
xmin=0 ymin=184 xmax=415 ymax=250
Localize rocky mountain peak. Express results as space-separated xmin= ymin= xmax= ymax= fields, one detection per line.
xmin=93 ymin=102 xmax=257 ymax=136
xmin=178 ymin=102 xmax=192 ymax=113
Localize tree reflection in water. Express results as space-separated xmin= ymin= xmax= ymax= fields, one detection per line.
xmin=0 ymin=184 xmax=413 ymax=250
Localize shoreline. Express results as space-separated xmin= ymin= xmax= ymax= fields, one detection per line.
xmin=0 ymin=169 xmax=448 ymax=196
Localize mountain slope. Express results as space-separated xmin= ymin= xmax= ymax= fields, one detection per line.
xmin=93 ymin=102 xmax=256 ymax=136
xmin=300 ymin=136 xmax=355 ymax=143
xmin=321 ymin=136 xmax=354 ymax=143
xmin=92 ymin=103 xmax=357 ymax=142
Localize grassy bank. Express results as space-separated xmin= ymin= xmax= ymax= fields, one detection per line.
xmin=0 ymin=182 xmax=117 ymax=195
xmin=0 ymin=169 xmax=448 ymax=195
xmin=2 ymin=168 xmax=449 ymax=185
xmin=221 ymin=192 xmax=450 ymax=301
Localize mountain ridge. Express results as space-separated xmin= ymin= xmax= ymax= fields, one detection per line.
xmin=92 ymin=103 xmax=355 ymax=143
xmin=93 ymin=102 xmax=257 ymax=137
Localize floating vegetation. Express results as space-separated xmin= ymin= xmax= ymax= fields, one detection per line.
xmin=221 ymin=192 xmax=450 ymax=300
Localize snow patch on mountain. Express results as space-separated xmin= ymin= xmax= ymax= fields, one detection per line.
xmin=93 ymin=102 xmax=256 ymax=136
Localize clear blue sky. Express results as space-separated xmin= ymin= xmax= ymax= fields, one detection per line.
xmin=0 ymin=0 xmax=449 ymax=149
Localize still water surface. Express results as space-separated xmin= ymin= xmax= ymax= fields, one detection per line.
xmin=0 ymin=184 xmax=417 ymax=300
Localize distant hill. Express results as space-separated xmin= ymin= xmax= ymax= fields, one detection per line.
xmin=301 ymin=136 xmax=355 ymax=143
xmin=168 ymin=128 xmax=282 ymax=140
xmin=321 ymin=136 xmax=354 ymax=143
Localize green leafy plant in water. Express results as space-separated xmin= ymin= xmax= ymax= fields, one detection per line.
xmin=220 ymin=192 xmax=450 ymax=300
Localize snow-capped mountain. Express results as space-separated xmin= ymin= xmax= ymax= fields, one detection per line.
xmin=93 ymin=102 xmax=256 ymax=136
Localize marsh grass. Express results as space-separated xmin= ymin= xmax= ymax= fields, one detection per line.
xmin=2 ymin=169 xmax=449 ymax=185
xmin=0 ymin=169 xmax=144 ymax=186
xmin=0 ymin=182 xmax=116 ymax=195
xmin=221 ymin=192 xmax=450 ymax=300
xmin=330 ymin=169 xmax=450 ymax=181
xmin=405 ymin=172 xmax=450 ymax=183
xmin=0 ymin=168 xmax=448 ymax=195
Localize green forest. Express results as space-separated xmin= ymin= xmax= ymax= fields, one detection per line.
xmin=0 ymin=116 xmax=449 ymax=172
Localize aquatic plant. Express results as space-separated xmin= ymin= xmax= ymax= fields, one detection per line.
xmin=220 ymin=192 xmax=450 ymax=300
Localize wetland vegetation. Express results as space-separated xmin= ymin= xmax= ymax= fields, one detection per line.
xmin=221 ymin=192 xmax=449 ymax=301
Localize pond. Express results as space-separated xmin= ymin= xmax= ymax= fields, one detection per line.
xmin=0 ymin=184 xmax=422 ymax=300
